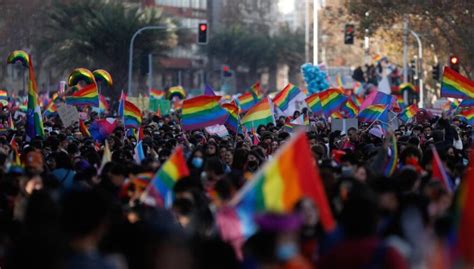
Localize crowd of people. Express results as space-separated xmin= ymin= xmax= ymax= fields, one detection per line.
xmin=0 ymin=101 xmax=472 ymax=269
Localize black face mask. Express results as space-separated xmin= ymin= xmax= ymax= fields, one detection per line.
xmin=247 ymin=160 xmax=259 ymax=171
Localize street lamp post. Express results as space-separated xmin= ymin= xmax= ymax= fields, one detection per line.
xmin=410 ymin=30 xmax=423 ymax=108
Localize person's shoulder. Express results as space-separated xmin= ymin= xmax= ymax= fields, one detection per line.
xmin=384 ymin=245 xmax=409 ymax=269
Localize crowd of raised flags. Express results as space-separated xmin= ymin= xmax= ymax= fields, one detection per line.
xmin=1 ymin=49 xmax=474 ymax=268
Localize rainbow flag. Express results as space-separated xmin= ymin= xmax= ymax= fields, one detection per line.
xmin=272 ymin=83 xmax=305 ymax=115
xmin=342 ymin=95 xmax=360 ymax=118
xmin=99 ymin=95 xmax=109 ymax=112
xmin=237 ymin=92 xmax=257 ymax=113
xmin=118 ymin=91 xmax=126 ymax=117
xmin=305 ymin=93 xmax=323 ymax=115
xmin=66 ymin=83 xmax=99 ymax=107
xmin=222 ymin=101 xmax=240 ymax=133
xmin=0 ymin=90 xmax=8 ymax=100
xmin=396 ymin=95 xmax=406 ymax=110
xmin=335 ymin=73 xmax=344 ymax=89
xmin=150 ymin=89 xmax=165 ymax=99
xmin=457 ymin=108 xmax=474 ymax=125
xmin=249 ymin=82 xmax=262 ymax=102
xmin=167 ymin=85 xmax=186 ymax=100
xmin=181 ymin=95 xmax=229 ymax=131
xmin=7 ymin=113 xmax=14 ymax=130
xmin=441 ymin=67 xmax=474 ymax=99
xmin=319 ymin=88 xmax=347 ymax=117
xmin=226 ymin=131 xmax=336 ymax=236
xmin=460 ymin=98 xmax=474 ymax=108
xmin=398 ymin=104 xmax=419 ymax=122
xmin=79 ymin=119 xmax=91 ymax=137
xmin=371 ymin=91 xmax=394 ymax=107
xmin=383 ymin=135 xmax=398 ymax=177
xmin=458 ymin=146 xmax=474 ymax=264
xmin=241 ymin=97 xmax=274 ymax=130
xmin=141 ymin=146 xmax=190 ymax=207
xmin=203 ymin=85 xmax=217 ymax=96
xmin=124 ymin=100 xmax=142 ymax=129
xmin=358 ymin=104 xmax=388 ymax=122
xmin=430 ymin=145 xmax=453 ymax=193
xmin=331 ymin=111 xmax=344 ymax=119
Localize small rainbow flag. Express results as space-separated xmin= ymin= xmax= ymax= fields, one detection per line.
xmin=272 ymin=83 xmax=305 ymax=115
xmin=225 ymin=131 xmax=336 ymax=237
xmin=398 ymin=104 xmax=419 ymax=122
xmin=150 ymin=89 xmax=165 ymax=99
xmin=79 ymin=119 xmax=91 ymax=137
xmin=99 ymin=95 xmax=109 ymax=112
xmin=222 ymin=101 xmax=240 ymax=133
xmin=305 ymin=93 xmax=323 ymax=115
xmin=241 ymin=97 xmax=274 ymax=130
xmin=441 ymin=67 xmax=474 ymax=99
xmin=358 ymin=104 xmax=387 ymax=122
xmin=383 ymin=135 xmax=398 ymax=177
xmin=7 ymin=113 xmax=14 ymax=130
xmin=396 ymin=95 xmax=406 ymax=110
xmin=167 ymin=85 xmax=186 ymax=100
xmin=141 ymin=146 xmax=190 ymax=207
xmin=249 ymin=82 xmax=262 ymax=102
xmin=319 ymin=88 xmax=347 ymax=117
xmin=341 ymin=95 xmax=360 ymax=118
xmin=331 ymin=111 xmax=344 ymax=119
xmin=124 ymin=100 xmax=142 ymax=129
xmin=181 ymin=96 xmax=228 ymax=131
xmin=237 ymin=92 xmax=257 ymax=113
xmin=335 ymin=73 xmax=344 ymax=89
xmin=0 ymin=90 xmax=8 ymax=100
xmin=457 ymin=108 xmax=474 ymax=125
xmin=65 ymin=83 xmax=99 ymax=107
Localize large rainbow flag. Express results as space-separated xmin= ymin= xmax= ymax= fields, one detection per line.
xmin=221 ymin=131 xmax=336 ymax=240
xmin=358 ymin=104 xmax=388 ymax=122
xmin=305 ymin=93 xmax=323 ymax=115
xmin=319 ymin=88 xmax=347 ymax=117
xmin=181 ymin=95 xmax=229 ymax=131
xmin=124 ymin=100 xmax=142 ymax=129
xmin=441 ymin=67 xmax=474 ymax=99
xmin=141 ymin=146 xmax=190 ymax=207
xmin=457 ymin=108 xmax=474 ymax=125
xmin=272 ymin=83 xmax=306 ymax=116
xmin=65 ymin=83 xmax=99 ymax=107
xmin=241 ymin=97 xmax=274 ymax=130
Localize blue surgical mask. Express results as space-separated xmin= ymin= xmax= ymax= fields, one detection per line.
xmin=192 ymin=157 xmax=203 ymax=168
xmin=275 ymin=242 xmax=298 ymax=262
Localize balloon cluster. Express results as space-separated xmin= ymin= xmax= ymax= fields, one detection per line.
xmin=301 ymin=63 xmax=330 ymax=94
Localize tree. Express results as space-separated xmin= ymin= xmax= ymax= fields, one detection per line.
xmin=42 ymin=0 xmax=178 ymax=94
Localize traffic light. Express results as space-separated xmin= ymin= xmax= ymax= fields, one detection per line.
xmin=222 ymin=65 xmax=232 ymax=77
xmin=449 ymin=55 xmax=459 ymax=72
xmin=197 ymin=23 xmax=208 ymax=44
xmin=344 ymin=24 xmax=355 ymax=45
xmin=432 ymin=64 xmax=440 ymax=81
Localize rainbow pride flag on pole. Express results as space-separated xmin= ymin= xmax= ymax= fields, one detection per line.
xmin=457 ymin=108 xmax=474 ymax=125
xmin=305 ymin=93 xmax=323 ymax=115
xmin=383 ymin=135 xmax=398 ymax=177
xmin=99 ymin=95 xmax=109 ymax=112
xmin=66 ymin=83 xmax=99 ymax=107
xmin=0 ymin=90 xmax=8 ymax=100
xmin=241 ymin=97 xmax=274 ymax=130
xmin=222 ymin=101 xmax=240 ymax=133
xmin=223 ymin=131 xmax=336 ymax=238
xmin=398 ymin=104 xmax=419 ymax=122
xmin=181 ymin=96 xmax=228 ymax=131
xmin=150 ymin=89 xmax=165 ymax=99
xmin=237 ymin=92 xmax=257 ymax=113
xmin=141 ymin=146 xmax=190 ymax=207
xmin=124 ymin=100 xmax=142 ymax=129
xmin=319 ymin=88 xmax=347 ymax=117
xmin=342 ymin=95 xmax=360 ymax=118
xmin=272 ymin=83 xmax=306 ymax=116
xmin=441 ymin=67 xmax=474 ymax=99
xmin=358 ymin=104 xmax=388 ymax=122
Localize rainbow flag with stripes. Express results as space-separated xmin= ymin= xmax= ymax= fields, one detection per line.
xmin=223 ymin=131 xmax=336 ymax=239
xmin=457 ymin=108 xmax=474 ymax=125
xmin=396 ymin=95 xmax=406 ymax=110
xmin=124 ymin=100 xmax=142 ymax=129
xmin=319 ymin=88 xmax=347 ymax=117
xmin=358 ymin=104 xmax=388 ymax=122
xmin=222 ymin=101 xmax=240 ymax=133
xmin=241 ymin=97 xmax=274 ymax=130
xmin=150 ymin=89 xmax=165 ymax=99
xmin=66 ymin=83 xmax=99 ymax=107
xmin=383 ymin=135 xmax=398 ymax=177
xmin=99 ymin=95 xmax=109 ymax=112
xmin=441 ymin=67 xmax=474 ymax=99
xmin=141 ymin=146 xmax=190 ymax=207
xmin=249 ymin=82 xmax=262 ymax=102
xmin=460 ymin=98 xmax=474 ymax=108
xmin=79 ymin=119 xmax=91 ymax=137
xmin=335 ymin=73 xmax=344 ymax=89
xmin=305 ymin=93 xmax=323 ymax=115
xmin=272 ymin=83 xmax=305 ymax=115
xmin=398 ymin=104 xmax=419 ymax=122
xmin=7 ymin=113 xmax=14 ymax=130
xmin=237 ymin=92 xmax=257 ymax=113
xmin=341 ymin=95 xmax=360 ymax=118
xmin=0 ymin=90 xmax=8 ymax=100
xmin=118 ymin=91 xmax=126 ymax=117
xmin=167 ymin=85 xmax=186 ymax=100
xmin=181 ymin=96 xmax=228 ymax=131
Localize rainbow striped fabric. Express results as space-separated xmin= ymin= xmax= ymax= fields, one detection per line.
xmin=141 ymin=146 xmax=190 ymax=207
xmin=398 ymin=104 xmax=419 ymax=122
xmin=383 ymin=135 xmax=398 ymax=177
xmin=167 ymin=85 xmax=186 ymax=100
xmin=230 ymin=131 xmax=336 ymax=234
xmin=66 ymin=83 xmax=99 ymax=107
xmin=358 ymin=104 xmax=388 ymax=122
xmin=79 ymin=119 xmax=91 ymax=137
xmin=150 ymin=89 xmax=165 ymax=99
xmin=241 ymin=97 xmax=274 ymax=130
xmin=457 ymin=108 xmax=474 ymax=125
xmin=342 ymin=95 xmax=360 ymax=118
xmin=124 ymin=100 xmax=142 ymax=129
xmin=237 ymin=92 xmax=257 ymax=113
xmin=99 ymin=95 xmax=109 ymax=112
xmin=181 ymin=96 xmax=228 ymax=131
xmin=396 ymin=95 xmax=406 ymax=110
xmin=272 ymin=83 xmax=305 ymax=114
xmin=0 ymin=90 xmax=8 ymax=100
xmin=249 ymin=82 xmax=262 ymax=102
xmin=222 ymin=101 xmax=240 ymax=133
xmin=319 ymin=88 xmax=347 ymax=117
xmin=305 ymin=93 xmax=323 ymax=115
xmin=441 ymin=67 xmax=474 ymax=99
xmin=460 ymin=98 xmax=474 ymax=108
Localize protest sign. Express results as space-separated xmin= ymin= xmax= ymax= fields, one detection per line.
xmin=57 ymin=104 xmax=79 ymax=127
xmin=331 ymin=118 xmax=358 ymax=134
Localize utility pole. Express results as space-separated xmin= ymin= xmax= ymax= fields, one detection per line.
xmin=305 ymin=0 xmax=310 ymax=63
xmin=410 ymin=30 xmax=423 ymax=108
xmin=402 ymin=16 xmax=409 ymax=104
xmin=147 ymin=53 xmax=153 ymax=90
xmin=313 ymin=0 xmax=319 ymax=64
